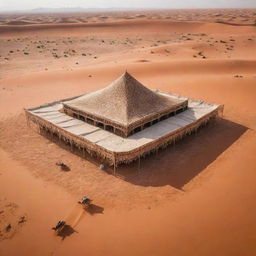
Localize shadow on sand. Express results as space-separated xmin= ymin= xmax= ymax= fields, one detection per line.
xmin=57 ymin=225 xmax=77 ymax=240
xmin=86 ymin=204 xmax=104 ymax=215
xmin=39 ymin=118 xmax=247 ymax=190
xmin=114 ymin=119 xmax=248 ymax=189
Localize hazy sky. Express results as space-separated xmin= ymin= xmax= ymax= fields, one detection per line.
xmin=1 ymin=0 xmax=256 ymax=11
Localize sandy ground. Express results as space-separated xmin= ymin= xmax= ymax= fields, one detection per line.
xmin=0 ymin=9 xmax=256 ymax=256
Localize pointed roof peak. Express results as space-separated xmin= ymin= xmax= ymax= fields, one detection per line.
xmin=64 ymin=73 xmax=184 ymax=127
xmin=116 ymin=71 xmax=142 ymax=89
xmin=121 ymin=70 xmax=132 ymax=80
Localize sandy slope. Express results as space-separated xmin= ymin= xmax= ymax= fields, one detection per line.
xmin=0 ymin=12 xmax=256 ymax=256
xmin=1 ymin=8 xmax=255 ymax=26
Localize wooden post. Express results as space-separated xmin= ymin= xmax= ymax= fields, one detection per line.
xmin=37 ymin=124 xmax=41 ymax=134
xmin=50 ymin=129 xmax=53 ymax=139
xmin=138 ymin=156 xmax=141 ymax=171
xmin=114 ymin=163 xmax=116 ymax=176
xmin=113 ymin=153 xmax=116 ymax=176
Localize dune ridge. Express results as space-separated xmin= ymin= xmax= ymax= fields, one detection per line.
xmin=0 ymin=9 xmax=256 ymax=256
xmin=0 ymin=19 xmax=255 ymax=36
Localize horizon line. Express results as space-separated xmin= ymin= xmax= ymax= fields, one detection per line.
xmin=1 ymin=6 xmax=256 ymax=13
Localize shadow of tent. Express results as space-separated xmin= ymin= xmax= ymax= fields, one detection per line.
xmin=57 ymin=225 xmax=77 ymax=240
xmin=39 ymin=116 xmax=247 ymax=190
xmin=40 ymin=127 xmax=105 ymax=168
xmin=115 ymin=118 xmax=248 ymax=189
xmin=86 ymin=204 xmax=104 ymax=215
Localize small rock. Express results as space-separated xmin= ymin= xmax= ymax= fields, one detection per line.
xmin=5 ymin=224 xmax=11 ymax=232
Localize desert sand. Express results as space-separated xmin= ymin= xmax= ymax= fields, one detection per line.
xmin=0 ymin=9 xmax=256 ymax=256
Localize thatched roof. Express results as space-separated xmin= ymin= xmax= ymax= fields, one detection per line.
xmin=64 ymin=72 xmax=184 ymax=127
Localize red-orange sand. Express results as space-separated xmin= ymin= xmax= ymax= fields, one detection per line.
xmin=0 ymin=9 xmax=256 ymax=256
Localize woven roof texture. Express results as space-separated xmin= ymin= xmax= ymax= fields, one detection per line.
xmin=64 ymin=72 xmax=185 ymax=126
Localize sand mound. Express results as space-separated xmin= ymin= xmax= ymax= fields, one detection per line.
xmin=0 ymin=199 xmax=27 ymax=241
xmin=0 ymin=19 xmax=254 ymax=37
xmin=5 ymin=20 xmax=34 ymax=25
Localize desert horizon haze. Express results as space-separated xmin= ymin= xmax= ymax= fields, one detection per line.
xmin=1 ymin=0 xmax=256 ymax=11
xmin=0 ymin=4 xmax=256 ymax=256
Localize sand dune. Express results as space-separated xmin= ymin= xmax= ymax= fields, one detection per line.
xmin=0 ymin=19 xmax=255 ymax=37
xmin=1 ymin=8 xmax=255 ymax=26
xmin=0 ymin=9 xmax=256 ymax=256
xmin=5 ymin=20 xmax=34 ymax=25
xmin=216 ymin=21 xmax=256 ymax=26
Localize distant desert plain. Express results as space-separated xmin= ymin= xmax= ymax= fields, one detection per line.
xmin=0 ymin=8 xmax=256 ymax=256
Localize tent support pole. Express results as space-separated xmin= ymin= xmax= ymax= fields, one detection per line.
xmin=37 ymin=123 xmax=40 ymax=134
xmin=113 ymin=153 xmax=116 ymax=176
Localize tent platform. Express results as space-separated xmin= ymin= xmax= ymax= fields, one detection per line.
xmin=25 ymin=91 xmax=223 ymax=167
